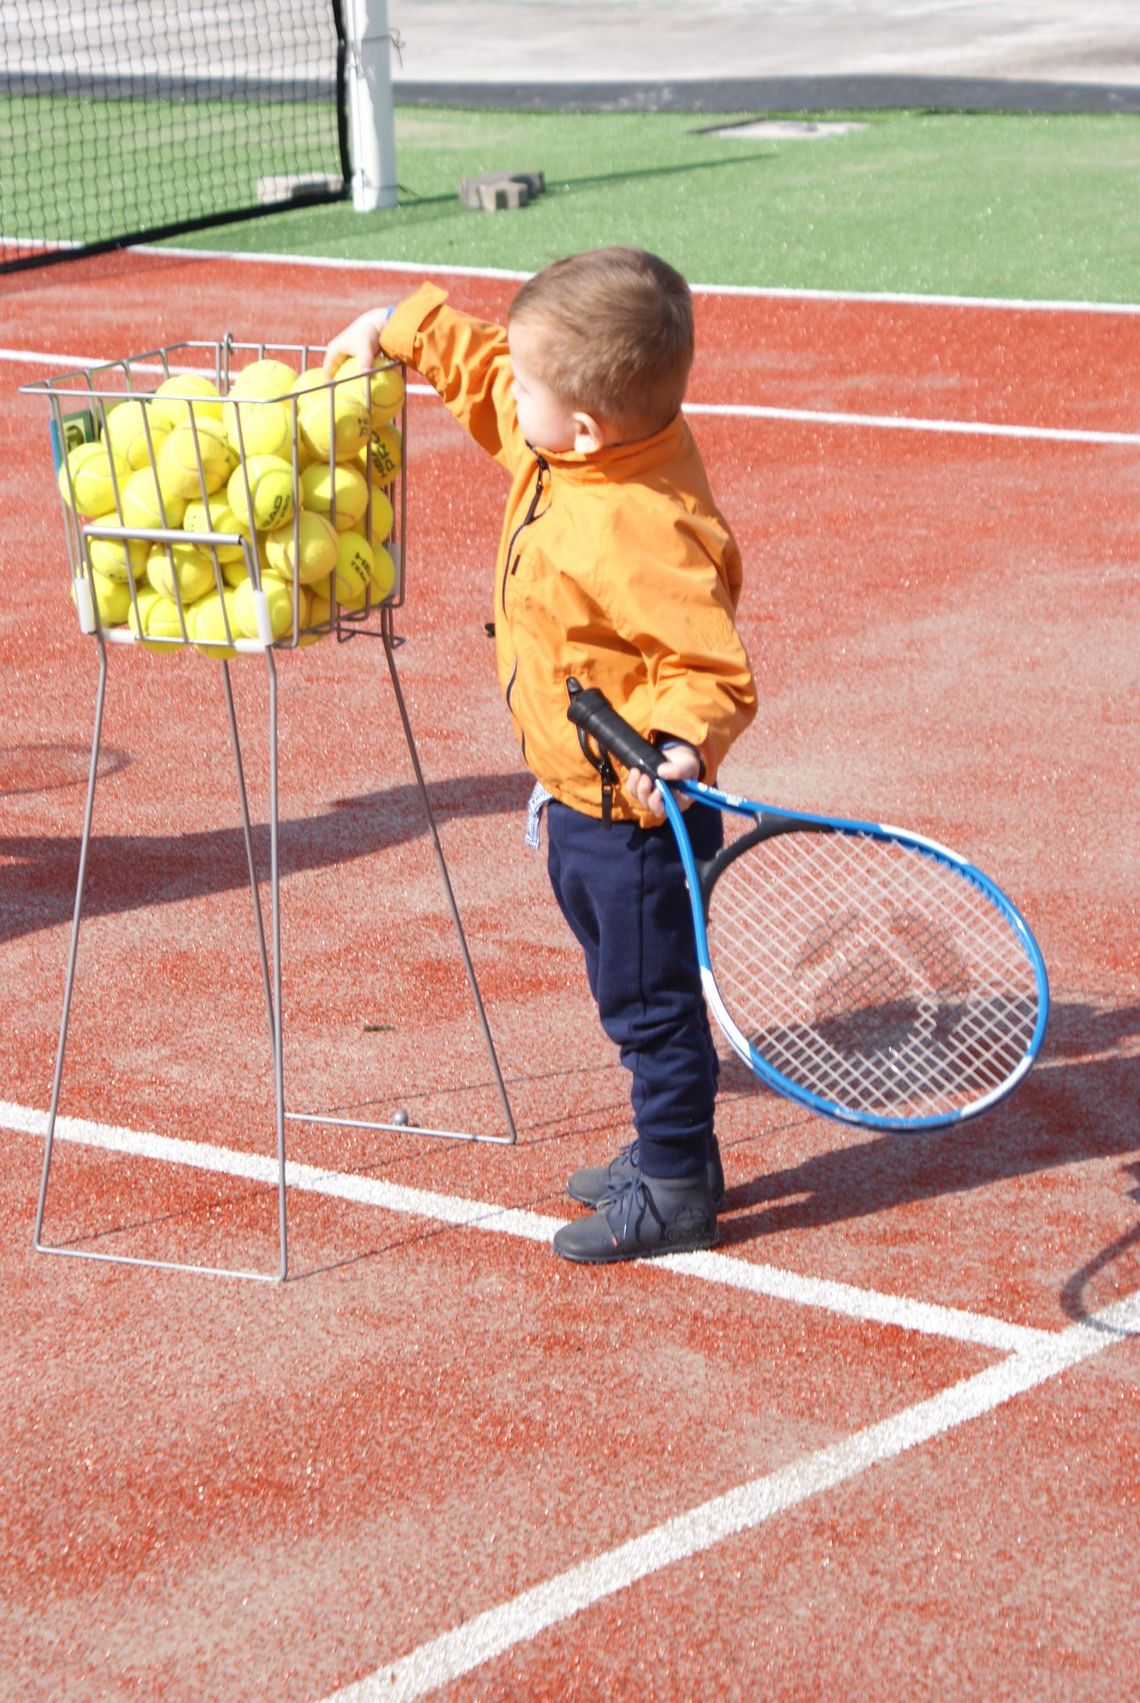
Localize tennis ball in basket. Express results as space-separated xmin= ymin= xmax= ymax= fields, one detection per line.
xmin=87 ymin=535 xmax=149 ymax=583
xmin=188 ymin=590 xmax=239 ymax=659
xmin=182 ymin=493 xmax=248 ymax=560
xmin=58 ymin=441 xmax=127 ymax=516
xmin=71 ymin=570 xmax=131 ymax=627
xmin=363 ymin=423 xmax=402 ymax=485
xmin=119 ymin=467 xmax=187 ymax=530
xmin=226 ymin=455 xmax=295 ymax=532
xmin=102 ymin=399 xmax=169 ymax=471
xmin=262 ymin=510 xmax=339 ymax=586
xmin=231 ymin=575 xmax=295 ymax=641
xmin=228 ymin=358 xmax=299 ymax=400
xmin=222 ymin=396 xmax=297 ymax=461
xmin=370 ymin=542 xmax=397 ymax=601
xmin=332 ymin=531 xmax=374 ymax=608
xmin=366 ymin=486 xmax=394 ymax=545
xmin=299 ymin=460 xmax=369 ymax=531
xmin=300 ymin=589 xmax=332 ymax=645
xmin=150 ymin=373 xmax=223 ymax=429
xmin=338 ymin=356 xmax=405 ymax=429
xmin=146 ymin=542 xmax=217 ymax=603
xmin=295 ymin=368 xmax=371 ymax=461
xmin=157 ymin=418 xmax=236 ymax=500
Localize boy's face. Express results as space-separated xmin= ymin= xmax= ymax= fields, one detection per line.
xmin=507 ymin=318 xmax=582 ymax=452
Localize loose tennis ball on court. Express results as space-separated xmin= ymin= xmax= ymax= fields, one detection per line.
xmin=182 ymin=492 xmax=249 ymax=561
xmin=119 ymin=467 xmax=187 ymax=531
xmin=363 ymin=424 xmax=402 ymax=485
xmin=71 ymin=570 xmax=131 ymax=627
xmin=331 ymin=530 xmax=374 ymax=608
xmin=338 ymin=356 xmax=405 ymax=430
xmin=188 ymin=590 xmax=239 ymax=659
xmin=150 ymin=373 xmax=224 ymax=430
xmin=299 ymin=459 xmax=369 ymax=532
xmin=369 ymin=542 xmax=397 ymax=602
xmin=295 ymin=368 xmax=371 ymax=462
xmin=231 ymin=575 xmax=295 ymax=642
xmin=228 ymin=358 xmax=299 ymax=400
xmin=146 ymin=541 xmax=217 ymax=604
xmin=86 ymin=535 xmax=149 ymax=583
xmin=102 ymin=399 xmax=169 ymax=471
xmin=262 ymin=510 xmax=339 ymax=587
xmin=226 ymin=455 xmax=295 ymax=532
xmin=222 ymin=396 xmax=297 ymax=462
xmin=58 ymin=441 xmax=127 ymax=517
xmin=157 ymin=418 xmax=237 ymax=500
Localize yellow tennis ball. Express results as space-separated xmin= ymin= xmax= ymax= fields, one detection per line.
xmin=338 ymin=356 xmax=405 ymax=429
xmin=262 ymin=510 xmax=339 ymax=587
xmin=150 ymin=373 xmax=223 ymax=430
xmin=86 ymin=535 xmax=149 ymax=583
xmin=331 ymin=531 xmax=374 ymax=608
xmin=119 ymin=467 xmax=187 ymax=530
xmin=146 ymin=542 xmax=217 ymax=603
xmin=182 ymin=493 xmax=249 ymax=560
xmin=127 ymin=588 xmax=182 ymax=649
xmin=300 ymin=589 xmax=333 ymax=645
xmin=298 ymin=460 xmax=369 ymax=531
xmin=370 ymin=542 xmax=397 ymax=602
xmin=228 ymin=358 xmax=299 ymax=400
xmin=366 ymin=486 xmax=394 ymax=545
xmin=102 ymin=399 xmax=169 ymax=471
xmin=157 ymin=418 xmax=236 ymax=500
xmin=188 ymin=590 xmax=239 ymax=659
xmin=226 ymin=455 xmax=295 ymax=532
xmin=222 ymin=396 xmax=297 ymax=461
xmin=295 ymin=368 xmax=371 ymax=461
xmin=71 ymin=570 xmax=131 ymax=627
xmin=230 ymin=575 xmax=295 ymax=641
xmin=363 ymin=424 xmax=402 ymax=485
xmin=58 ymin=441 xmax=127 ymax=517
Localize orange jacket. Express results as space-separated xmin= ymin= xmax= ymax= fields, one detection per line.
xmin=383 ymin=283 xmax=757 ymax=823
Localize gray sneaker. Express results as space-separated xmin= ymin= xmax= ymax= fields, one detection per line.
xmin=567 ymin=1137 xmax=726 ymax=1211
xmin=553 ymin=1171 xmax=720 ymax=1265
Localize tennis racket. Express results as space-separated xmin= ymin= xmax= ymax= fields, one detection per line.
xmin=566 ymin=680 xmax=1048 ymax=1132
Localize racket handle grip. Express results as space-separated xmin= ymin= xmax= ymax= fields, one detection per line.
xmin=566 ymin=678 xmax=663 ymax=776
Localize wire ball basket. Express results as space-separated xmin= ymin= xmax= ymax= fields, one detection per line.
xmin=24 ymin=335 xmax=407 ymax=658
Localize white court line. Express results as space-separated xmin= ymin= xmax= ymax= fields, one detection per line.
xmin=0 ymin=1099 xmax=1044 ymax=1353
xmin=5 ymin=347 xmax=1136 ymax=448
xmin=318 ymin=1287 xmax=1139 ymax=1703
xmin=105 ymin=245 xmax=1140 ymax=315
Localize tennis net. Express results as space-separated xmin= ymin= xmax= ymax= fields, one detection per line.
xmin=0 ymin=0 xmax=350 ymax=273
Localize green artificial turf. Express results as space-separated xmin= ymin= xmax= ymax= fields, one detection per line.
xmin=163 ymin=106 xmax=1140 ymax=302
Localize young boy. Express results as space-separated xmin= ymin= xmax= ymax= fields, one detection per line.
xmin=324 ymin=247 xmax=756 ymax=1263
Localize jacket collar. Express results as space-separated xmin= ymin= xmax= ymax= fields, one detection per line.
xmin=532 ymin=411 xmax=687 ymax=482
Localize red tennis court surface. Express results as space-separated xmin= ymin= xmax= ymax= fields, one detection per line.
xmin=1 ymin=252 xmax=1137 ymax=1701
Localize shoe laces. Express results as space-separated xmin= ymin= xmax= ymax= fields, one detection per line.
xmin=606 ymin=1174 xmax=663 ymax=1245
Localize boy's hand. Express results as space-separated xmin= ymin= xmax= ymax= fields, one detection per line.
xmin=322 ymin=307 xmax=395 ymax=378
xmin=624 ymin=740 xmax=702 ymax=817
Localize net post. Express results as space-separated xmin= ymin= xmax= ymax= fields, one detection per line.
xmin=345 ymin=0 xmax=399 ymax=211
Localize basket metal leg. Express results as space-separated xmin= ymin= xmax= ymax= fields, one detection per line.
xmin=288 ymin=605 xmax=518 ymax=1146
xmin=33 ymin=646 xmax=289 ymax=1282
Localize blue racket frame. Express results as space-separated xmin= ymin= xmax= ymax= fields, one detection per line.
xmin=567 ymin=680 xmax=1050 ymax=1133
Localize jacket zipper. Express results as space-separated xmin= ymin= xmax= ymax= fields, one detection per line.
xmin=501 ymin=456 xmax=549 ymax=763
xmin=500 ymin=454 xmax=549 ymax=616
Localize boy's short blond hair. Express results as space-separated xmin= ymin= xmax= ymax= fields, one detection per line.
xmin=508 ymin=247 xmax=694 ymax=440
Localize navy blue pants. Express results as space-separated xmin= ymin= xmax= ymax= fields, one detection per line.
xmin=545 ymin=799 xmax=723 ymax=1179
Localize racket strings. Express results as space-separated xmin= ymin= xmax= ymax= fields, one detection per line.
xmin=707 ymin=829 xmax=1042 ymax=1120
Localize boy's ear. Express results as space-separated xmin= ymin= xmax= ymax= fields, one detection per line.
xmin=572 ymin=410 xmax=609 ymax=454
